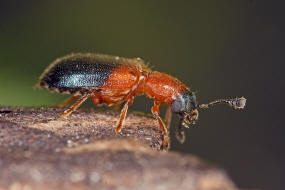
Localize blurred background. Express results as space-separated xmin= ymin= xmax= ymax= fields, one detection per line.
xmin=0 ymin=0 xmax=284 ymax=189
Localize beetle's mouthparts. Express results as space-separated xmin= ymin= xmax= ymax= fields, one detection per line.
xmin=181 ymin=109 xmax=199 ymax=128
xmin=199 ymin=97 xmax=246 ymax=110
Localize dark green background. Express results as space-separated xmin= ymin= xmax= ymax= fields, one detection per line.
xmin=0 ymin=1 xmax=284 ymax=190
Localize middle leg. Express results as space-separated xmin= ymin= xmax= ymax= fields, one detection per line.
xmin=115 ymin=96 xmax=134 ymax=134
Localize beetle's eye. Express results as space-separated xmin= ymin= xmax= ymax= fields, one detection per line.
xmin=171 ymin=98 xmax=183 ymax=113
xmin=171 ymin=90 xmax=197 ymax=113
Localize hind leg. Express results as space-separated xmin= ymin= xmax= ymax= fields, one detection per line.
xmin=58 ymin=94 xmax=89 ymax=117
xmin=55 ymin=95 xmax=80 ymax=108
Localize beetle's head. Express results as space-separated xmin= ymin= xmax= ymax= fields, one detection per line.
xmin=171 ymin=90 xmax=198 ymax=128
xmin=171 ymin=90 xmax=246 ymax=143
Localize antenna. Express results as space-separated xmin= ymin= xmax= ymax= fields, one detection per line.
xmin=199 ymin=97 xmax=246 ymax=110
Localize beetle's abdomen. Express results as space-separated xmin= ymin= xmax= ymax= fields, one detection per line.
xmin=37 ymin=53 xmax=149 ymax=97
xmin=40 ymin=61 xmax=117 ymax=89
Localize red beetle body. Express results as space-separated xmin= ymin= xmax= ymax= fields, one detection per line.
xmin=36 ymin=53 xmax=246 ymax=150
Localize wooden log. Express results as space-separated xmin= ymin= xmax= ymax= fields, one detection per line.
xmin=0 ymin=107 xmax=238 ymax=190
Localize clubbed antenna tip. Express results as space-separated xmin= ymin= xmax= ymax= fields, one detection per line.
xmin=199 ymin=97 xmax=246 ymax=110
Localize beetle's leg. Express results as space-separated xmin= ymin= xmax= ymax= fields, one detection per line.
xmin=90 ymin=93 xmax=103 ymax=106
xmin=91 ymin=94 xmax=123 ymax=110
xmin=115 ymin=96 xmax=134 ymax=134
xmin=151 ymin=102 xmax=169 ymax=150
xmin=55 ymin=95 xmax=80 ymax=108
xmin=176 ymin=117 xmax=185 ymax=144
xmin=115 ymin=74 xmax=144 ymax=133
xmin=58 ymin=94 xmax=89 ymax=117
xmin=164 ymin=106 xmax=172 ymax=130
xmin=151 ymin=102 xmax=167 ymax=135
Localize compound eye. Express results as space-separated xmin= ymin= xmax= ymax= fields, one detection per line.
xmin=171 ymin=98 xmax=183 ymax=113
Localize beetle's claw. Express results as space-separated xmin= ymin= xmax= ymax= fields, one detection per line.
xmin=57 ymin=112 xmax=67 ymax=118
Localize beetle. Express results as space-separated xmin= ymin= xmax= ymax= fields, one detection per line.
xmin=36 ymin=53 xmax=246 ymax=149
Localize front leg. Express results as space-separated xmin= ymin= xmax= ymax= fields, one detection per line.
xmin=151 ymin=101 xmax=170 ymax=150
xmin=164 ymin=105 xmax=172 ymax=129
xmin=176 ymin=117 xmax=186 ymax=144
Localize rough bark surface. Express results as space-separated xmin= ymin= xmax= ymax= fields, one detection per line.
xmin=0 ymin=107 xmax=238 ymax=190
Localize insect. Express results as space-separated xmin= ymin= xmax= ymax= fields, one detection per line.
xmin=36 ymin=53 xmax=246 ymax=150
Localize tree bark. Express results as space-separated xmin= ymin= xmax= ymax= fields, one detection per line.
xmin=0 ymin=107 xmax=238 ymax=190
